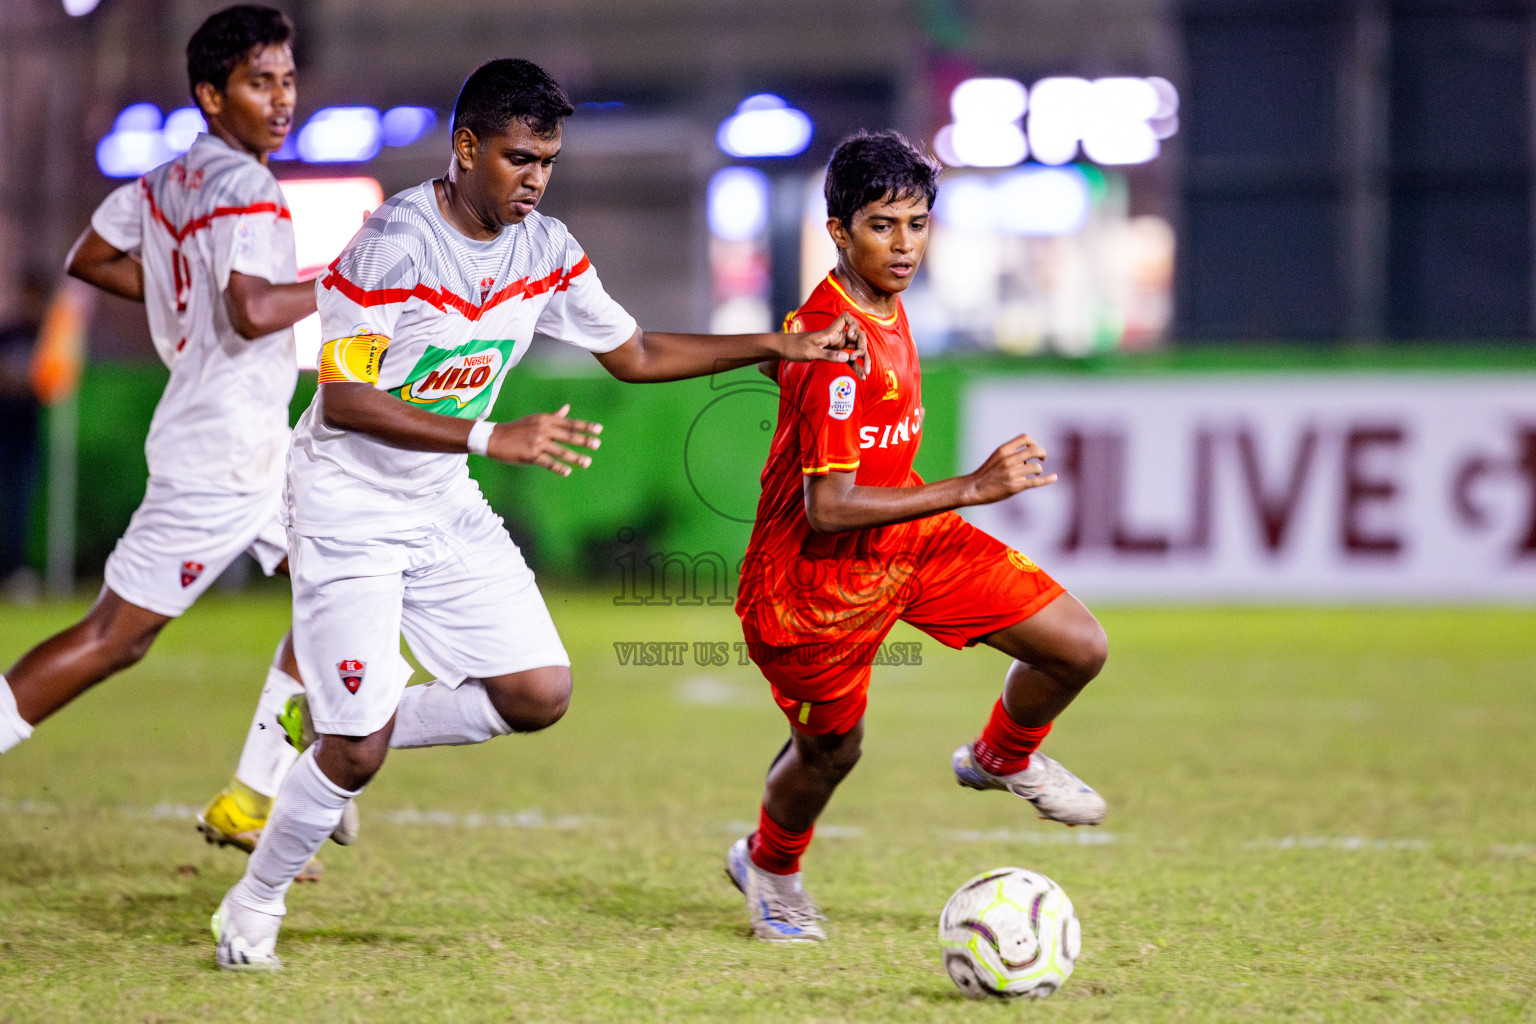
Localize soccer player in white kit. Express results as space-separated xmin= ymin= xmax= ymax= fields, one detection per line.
xmin=0 ymin=7 xmax=340 ymax=866
xmin=210 ymin=57 xmax=867 ymax=970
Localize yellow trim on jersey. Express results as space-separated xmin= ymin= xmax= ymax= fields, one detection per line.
xmin=824 ymin=273 xmax=900 ymax=325
xmin=802 ymin=459 xmax=860 ymax=475
xmin=317 ymin=333 xmax=390 ymax=384
xmin=798 ymin=702 xmax=812 ymax=724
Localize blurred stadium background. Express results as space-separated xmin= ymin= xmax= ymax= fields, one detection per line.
xmin=1 ymin=0 xmax=1533 ymax=605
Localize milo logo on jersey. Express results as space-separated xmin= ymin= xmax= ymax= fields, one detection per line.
xmin=394 ymin=338 xmax=516 ymax=419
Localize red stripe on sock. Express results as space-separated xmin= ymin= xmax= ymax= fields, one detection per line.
xmin=973 ymin=698 xmax=1052 ymax=776
xmin=749 ymin=804 xmax=813 ymax=875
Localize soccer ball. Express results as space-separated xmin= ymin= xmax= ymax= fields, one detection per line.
xmin=938 ymin=867 xmax=1080 ymax=999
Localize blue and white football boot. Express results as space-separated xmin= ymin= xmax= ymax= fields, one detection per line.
xmin=725 ymin=837 xmax=827 ymax=942
xmin=952 ymin=743 xmax=1107 ymax=826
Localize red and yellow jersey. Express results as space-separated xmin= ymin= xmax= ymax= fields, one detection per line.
xmin=737 ymin=272 xmax=934 ymax=643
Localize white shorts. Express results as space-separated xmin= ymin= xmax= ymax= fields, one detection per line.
xmin=288 ymin=499 xmax=570 ymax=737
xmin=104 ymin=476 xmax=287 ymax=618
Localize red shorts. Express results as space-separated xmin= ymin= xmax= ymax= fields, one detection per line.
xmin=740 ymin=515 xmax=1063 ymax=736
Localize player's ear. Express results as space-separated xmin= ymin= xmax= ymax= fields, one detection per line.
xmin=193 ymin=81 xmax=223 ymax=120
xmin=452 ymin=127 xmax=479 ymax=173
xmin=827 ymin=217 xmax=851 ymax=251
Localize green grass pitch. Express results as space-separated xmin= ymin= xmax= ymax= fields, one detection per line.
xmin=2 ymin=593 xmax=1534 ymax=1022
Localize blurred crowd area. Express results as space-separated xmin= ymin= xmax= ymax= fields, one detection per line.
xmin=1 ymin=0 xmax=1534 ymax=594
xmin=4 ymin=0 xmax=1535 ymax=361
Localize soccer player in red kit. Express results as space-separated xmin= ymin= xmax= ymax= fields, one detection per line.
xmin=727 ymin=132 xmax=1109 ymax=941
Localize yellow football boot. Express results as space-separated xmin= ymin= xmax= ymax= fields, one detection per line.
xmin=197 ymin=779 xmax=324 ymax=882
xmin=197 ymin=780 xmax=269 ymax=853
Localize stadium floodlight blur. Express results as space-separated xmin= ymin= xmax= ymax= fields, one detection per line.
xmin=380 ymin=106 xmax=438 ymax=148
xmin=95 ymin=103 xmax=441 ymax=174
xmin=937 ymin=75 xmax=1179 ymax=169
xmin=161 ymin=108 xmax=208 ymax=152
xmin=707 ymin=166 xmax=773 ymax=333
xmin=708 ymin=167 xmax=770 ymax=242
xmin=716 ymin=94 xmax=813 ymax=159
xmin=935 ymin=167 xmax=1091 ymax=237
xmin=296 ymin=106 xmax=382 ymax=163
xmin=276 ymin=176 xmax=387 ymax=370
xmin=935 ymin=78 xmax=1029 ymax=167
xmin=96 ymin=104 xmax=210 ymax=178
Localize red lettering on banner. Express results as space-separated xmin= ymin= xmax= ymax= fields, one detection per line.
xmin=1057 ymin=430 xmax=1105 ymax=553
xmin=1448 ymin=425 xmax=1536 ymax=559
xmin=1178 ymin=428 xmax=1215 ymax=552
xmin=1341 ymin=425 xmax=1405 ymax=555
xmin=1057 ymin=430 xmax=1171 ymax=555
xmin=1516 ymin=429 xmax=1536 ymax=556
xmin=1236 ymin=426 xmax=1320 ymax=552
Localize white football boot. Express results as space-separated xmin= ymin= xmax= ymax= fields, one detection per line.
xmin=952 ymin=743 xmax=1107 ymax=826
xmin=212 ymin=895 xmax=284 ymax=972
xmin=725 ymin=837 xmax=827 ymax=942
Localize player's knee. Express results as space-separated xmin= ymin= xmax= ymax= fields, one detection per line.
xmin=86 ymin=617 xmax=162 ymax=673
xmin=490 ymin=666 xmax=571 ymax=733
xmin=825 ymin=743 xmax=862 ymax=780
xmin=318 ymin=733 xmax=388 ymax=790
xmin=1063 ymin=618 xmax=1108 ymax=689
xmin=802 ymin=730 xmax=862 ymax=780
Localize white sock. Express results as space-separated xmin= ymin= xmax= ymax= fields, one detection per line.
xmin=233 ymin=664 xmax=304 ymax=796
xmin=389 ymin=679 xmax=512 ymax=748
xmin=0 ymin=674 xmax=34 ymax=754
xmin=231 ymin=747 xmax=356 ymax=916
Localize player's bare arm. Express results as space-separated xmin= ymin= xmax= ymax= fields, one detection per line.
xmin=319 ymin=381 xmax=601 ymax=475
xmin=66 ymin=227 xmax=143 ymax=302
xmin=593 ymin=313 xmax=868 ymax=384
xmin=802 ymin=433 xmax=1055 ymax=534
xmin=225 ymin=272 xmax=318 ymax=339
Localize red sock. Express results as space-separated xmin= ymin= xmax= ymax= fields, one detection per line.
xmin=973 ymin=699 xmax=1052 ymax=776
xmin=749 ymin=804 xmax=813 ymax=875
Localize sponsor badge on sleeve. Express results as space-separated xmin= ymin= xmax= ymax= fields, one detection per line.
xmin=828 ymin=376 xmax=857 ymax=421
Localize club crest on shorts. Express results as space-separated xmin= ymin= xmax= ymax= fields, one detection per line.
xmin=828 ymin=376 xmax=857 ymax=420
xmin=1007 ymin=549 xmax=1040 ymax=573
xmin=337 ymin=659 xmax=366 ymax=694
xmin=179 ymin=561 xmax=204 ymax=588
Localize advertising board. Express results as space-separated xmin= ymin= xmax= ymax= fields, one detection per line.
xmin=963 ymin=375 xmax=1536 ymax=601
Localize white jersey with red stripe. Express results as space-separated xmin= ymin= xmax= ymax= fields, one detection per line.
xmin=286 ymin=180 xmax=638 ymax=539
xmin=90 ymin=133 xmax=298 ymax=494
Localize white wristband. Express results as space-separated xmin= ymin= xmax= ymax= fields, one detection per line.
xmin=466 ymin=419 xmax=496 ymax=456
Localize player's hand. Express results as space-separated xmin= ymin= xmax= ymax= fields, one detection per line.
xmin=778 ymin=312 xmax=870 ymax=379
xmin=487 ymin=403 xmax=603 ymax=476
xmin=964 ymin=434 xmax=1056 ymax=506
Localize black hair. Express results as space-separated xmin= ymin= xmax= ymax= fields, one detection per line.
xmin=186 ymin=5 xmax=293 ymax=97
xmin=823 ymin=131 xmax=941 ymax=226
xmin=452 ymin=59 xmax=574 ymax=142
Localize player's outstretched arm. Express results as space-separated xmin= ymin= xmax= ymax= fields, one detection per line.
xmin=803 ymin=433 xmax=1056 ymax=533
xmin=225 ymin=271 xmax=319 ymax=339
xmin=593 ymin=313 xmax=869 ymax=383
xmin=320 ymin=382 xmax=601 ymax=475
xmin=65 ymin=227 xmax=143 ymax=302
